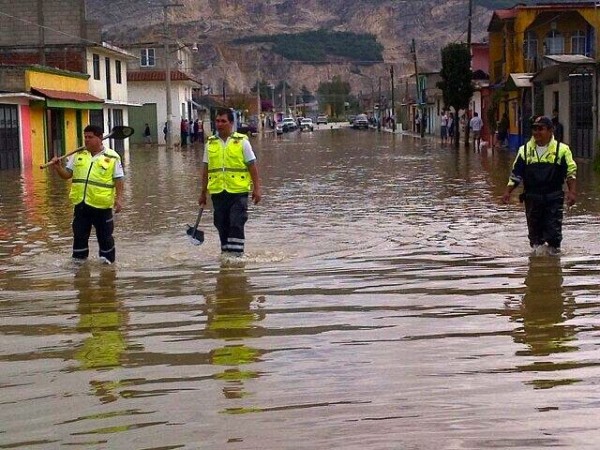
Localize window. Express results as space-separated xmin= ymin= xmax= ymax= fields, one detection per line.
xmin=544 ymin=30 xmax=564 ymax=55
xmin=524 ymin=31 xmax=537 ymax=59
xmin=571 ymin=30 xmax=587 ymax=55
xmin=115 ymin=60 xmax=122 ymax=84
xmin=92 ymin=53 xmax=100 ymax=80
xmin=141 ymin=48 xmax=155 ymax=67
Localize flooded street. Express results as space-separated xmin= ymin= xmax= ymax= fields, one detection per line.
xmin=2 ymin=128 xmax=600 ymax=449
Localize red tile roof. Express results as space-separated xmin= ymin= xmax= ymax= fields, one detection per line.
xmin=31 ymin=87 xmax=103 ymax=103
xmin=127 ymin=70 xmax=200 ymax=84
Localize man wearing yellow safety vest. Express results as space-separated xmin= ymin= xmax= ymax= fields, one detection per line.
xmin=198 ymin=108 xmax=261 ymax=257
xmin=51 ymin=125 xmax=124 ymax=264
xmin=501 ymin=116 xmax=577 ymax=255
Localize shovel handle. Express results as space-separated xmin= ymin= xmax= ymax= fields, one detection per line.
xmin=39 ymin=145 xmax=86 ymax=168
xmin=192 ymin=208 xmax=204 ymax=230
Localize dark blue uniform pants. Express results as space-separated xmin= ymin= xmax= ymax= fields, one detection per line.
xmin=72 ymin=202 xmax=116 ymax=262
xmin=211 ymin=192 xmax=248 ymax=255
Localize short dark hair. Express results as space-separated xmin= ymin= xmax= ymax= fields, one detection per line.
xmin=84 ymin=124 xmax=103 ymax=137
xmin=215 ymin=108 xmax=234 ymax=123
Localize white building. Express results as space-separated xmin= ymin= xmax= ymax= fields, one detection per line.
xmin=85 ymin=42 xmax=139 ymax=154
xmin=125 ymin=41 xmax=201 ymax=145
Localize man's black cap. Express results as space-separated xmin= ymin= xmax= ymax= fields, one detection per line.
xmin=532 ymin=116 xmax=553 ymax=128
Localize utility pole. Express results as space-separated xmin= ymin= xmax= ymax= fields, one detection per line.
xmin=390 ymin=65 xmax=396 ymax=133
xmin=378 ymin=76 xmax=382 ymax=131
xmin=465 ymin=0 xmax=473 ymax=146
xmin=282 ymin=82 xmax=287 ymax=114
xmin=256 ymin=59 xmax=261 ymax=130
xmin=161 ymin=2 xmax=183 ymax=149
xmin=467 ymin=0 xmax=473 ymax=50
xmin=411 ymin=39 xmax=424 ymax=137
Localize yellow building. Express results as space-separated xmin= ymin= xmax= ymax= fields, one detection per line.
xmin=0 ymin=65 xmax=103 ymax=169
xmin=488 ymin=3 xmax=598 ymax=157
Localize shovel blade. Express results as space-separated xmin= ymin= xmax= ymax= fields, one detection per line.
xmin=186 ymin=225 xmax=204 ymax=245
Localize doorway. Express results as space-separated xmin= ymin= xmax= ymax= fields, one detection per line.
xmin=569 ymin=70 xmax=594 ymax=158
xmin=0 ymin=104 xmax=20 ymax=170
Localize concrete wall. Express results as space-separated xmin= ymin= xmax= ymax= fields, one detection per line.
xmin=0 ymin=0 xmax=94 ymax=46
xmin=128 ymin=81 xmax=194 ymax=145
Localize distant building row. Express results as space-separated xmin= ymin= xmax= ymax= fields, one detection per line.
xmin=0 ymin=0 xmax=206 ymax=170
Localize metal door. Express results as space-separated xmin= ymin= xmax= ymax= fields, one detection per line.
xmin=111 ymin=108 xmax=124 ymax=157
xmin=569 ymin=71 xmax=594 ymax=158
xmin=46 ymin=109 xmax=64 ymax=161
xmin=0 ymin=104 xmax=20 ymax=170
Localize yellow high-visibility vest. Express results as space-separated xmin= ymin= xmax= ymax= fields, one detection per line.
xmin=69 ymin=149 xmax=120 ymax=209
xmin=206 ymin=132 xmax=252 ymax=194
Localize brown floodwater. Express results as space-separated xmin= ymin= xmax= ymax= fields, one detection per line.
xmin=2 ymin=128 xmax=600 ymax=449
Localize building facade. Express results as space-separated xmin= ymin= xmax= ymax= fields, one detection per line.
xmin=488 ymin=2 xmax=598 ymax=156
xmin=125 ymin=41 xmax=201 ymax=146
xmin=0 ymin=0 xmax=135 ymax=169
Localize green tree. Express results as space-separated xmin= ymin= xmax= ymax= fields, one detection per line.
xmin=317 ymin=76 xmax=351 ymax=118
xmin=438 ymin=43 xmax=473 ymax=147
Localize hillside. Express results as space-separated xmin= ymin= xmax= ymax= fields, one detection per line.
xmin=85 ymin=0 xmax=498 ymax=97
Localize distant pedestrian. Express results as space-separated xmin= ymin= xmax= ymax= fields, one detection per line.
xmin=180 ymin=119 xmax=189 ymax=146
xmin=447 ymin=112 xmax=455 ymax=145
xmin=469 ymin=112 xmax=483 ymax=151
xmin=163 ymin=122 xmax=168 ymax=143
xmin=440 ymin=110 xmax=448 ymax=144
xmin=497 ymin=112 xmax=509 ymax=148
xmin=193 ymin=119 xmax=200 ymax=144
xmin=143 ymin=123 xmax=152 ymax=144
xmin=552 ymin=109 xmax=564 ymax=142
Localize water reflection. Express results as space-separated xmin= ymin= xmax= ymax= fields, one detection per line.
xmin=72 ymin=264 xmax=126 ymax=403
xmin=511 ymin=256 xmax=578 ymax=389
xmin=206 ymin=264 xmax=264 ymax=403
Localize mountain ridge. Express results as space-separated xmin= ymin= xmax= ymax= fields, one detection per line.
xmin=86 ymin=0 xmax=495 ymax=96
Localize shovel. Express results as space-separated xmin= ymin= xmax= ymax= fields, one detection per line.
xmin=186 ymin=208 xmax=205 ymax=245
xmin=40 ymin=126 xmax=135 ymax=169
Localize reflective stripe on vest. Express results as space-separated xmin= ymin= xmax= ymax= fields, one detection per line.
xmin=69 ymin=149 xmax=119 ymax=209
xmin=206 ymin=133 xmax=251 ymax=194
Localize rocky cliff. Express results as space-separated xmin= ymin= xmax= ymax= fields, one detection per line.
xmin=86 ymin=0 xmax=493 ymax=96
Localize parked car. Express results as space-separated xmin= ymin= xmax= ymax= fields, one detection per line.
xmin=316 ymin=115 xmax=328 ymax=125
xmin=299 ymin=118 xmax=314 ymax=131
xmin=281 ymin=117 xmax=297 ymax=132
xmin=237 ymin=122 xmax=258 ymax=135
xmin=352 ymin=114 xmax=369 ymax=129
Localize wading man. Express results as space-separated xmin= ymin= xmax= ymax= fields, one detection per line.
xmin=199 ymin=108 xmax=261 ymax=257
xmin=501 ymin=116 xmax=577 ymax=255
xmin=50 ymin=125 xmax=124 ymax=264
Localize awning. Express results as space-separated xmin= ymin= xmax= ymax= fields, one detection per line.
xmin=532 ymin=55 xmax=596 ymax=83
xmin=505 ymin=73 xmax=534 ymax=90
xmin=544 ymin=54 xmax=596 ymax=65
xmin=0 ymin=92 xmax=45 ymax=102
xmin=31 ymin=88 xmax=104 ymax=110
xmin=103 ymin=99 xmax=144 ymax=107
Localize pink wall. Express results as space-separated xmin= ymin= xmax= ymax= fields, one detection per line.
xmin=472 ymin=44 xmax=490 ymax=75
xmin=20 ymin=104 xmax=32 ymax=168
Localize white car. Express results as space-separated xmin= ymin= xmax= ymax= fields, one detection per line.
xmin=300 ymin=118 xmax=314 ymax=131
xmin=281 ymin=117 xmax=297 ymax=132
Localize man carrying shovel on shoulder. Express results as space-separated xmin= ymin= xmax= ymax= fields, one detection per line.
xmin=198 ymin=108 xmax=261 ymax=257
xmin=49 ymin=124 xmax=124 ymax=264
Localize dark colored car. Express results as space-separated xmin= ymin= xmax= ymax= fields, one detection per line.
xmin=237 ymin=122 xmax=258 ymax=135
xmin=352 ymin=114 xmax=369 ymax=129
